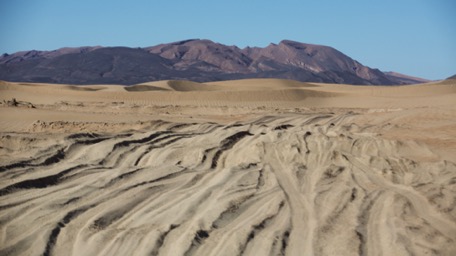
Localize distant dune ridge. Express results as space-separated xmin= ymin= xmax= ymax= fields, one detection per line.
xmin=0 ymin=78 xmax=456 ymax=255
xmin=0 ymin=39 xmax=429 ymax=85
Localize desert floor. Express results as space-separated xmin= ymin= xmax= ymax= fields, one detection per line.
xmin=0 ymin=78 xmax=455 ymax=256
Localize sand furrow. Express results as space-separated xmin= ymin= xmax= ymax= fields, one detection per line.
xmin=1 ymin=113 xmax=455 ymax=256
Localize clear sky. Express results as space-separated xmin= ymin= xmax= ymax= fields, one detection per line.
xmin=1 ymin=0 xmax=454 ymax=80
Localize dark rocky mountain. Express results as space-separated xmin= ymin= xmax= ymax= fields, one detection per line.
xmin=0 ymin=39 xmax=427 ymax=85
xmin=447 ymin=74 xmax=456 ymax=80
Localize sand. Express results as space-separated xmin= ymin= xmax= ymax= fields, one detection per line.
xmin=0 ymin=78 xmax=455 ymax=256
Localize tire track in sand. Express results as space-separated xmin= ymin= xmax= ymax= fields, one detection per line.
xmin=1 ymin=114 xmax=455 ymax=256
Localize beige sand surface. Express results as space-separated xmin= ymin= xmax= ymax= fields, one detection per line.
xmin=0 ymin=79 xmax=455 ymax=255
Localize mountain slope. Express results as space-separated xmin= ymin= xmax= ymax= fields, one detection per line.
xmin=0 ymin=39 xmax=426 ymax=85
xmin=146 ymin=39 xmax=252 ymax=73
xmin=384 ymin=72 xmax=431 ymax=84
xmin=0 ymin=47 xmax=183 ymax=84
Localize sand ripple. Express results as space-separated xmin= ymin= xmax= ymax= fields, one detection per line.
xmin=1 ymin=113 xmax=455 ymax=256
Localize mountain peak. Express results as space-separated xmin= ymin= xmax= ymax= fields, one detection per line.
xmin=279 ymin=39 xmax=307 ymax=47
xmin=169 ymin=39 xmax=216 ymax=45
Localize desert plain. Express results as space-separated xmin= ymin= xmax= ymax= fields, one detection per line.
xmin=0 ymin=78 xmax=455 ymax=256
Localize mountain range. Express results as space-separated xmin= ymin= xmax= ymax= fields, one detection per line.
xmin=0 ymin=39 xmax=429 ymax=85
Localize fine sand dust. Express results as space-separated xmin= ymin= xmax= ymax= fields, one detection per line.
xmin=0 ymin=79 xmax=455 ymax=256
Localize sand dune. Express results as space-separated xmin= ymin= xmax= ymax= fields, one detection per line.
xmin=127 ymin=80 xmax=217 ymax=92
xmin=0 ymin=79 xmax=455 ymax=255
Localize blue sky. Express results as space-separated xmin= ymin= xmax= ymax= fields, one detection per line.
xmin=1 ymin=0 xmax=454 ymax=80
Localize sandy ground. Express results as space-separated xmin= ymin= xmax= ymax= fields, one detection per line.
xmin=0 ymin=78 xmax=455 ymax=256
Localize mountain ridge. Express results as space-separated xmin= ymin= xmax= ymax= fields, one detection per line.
xmin=0 ymin=39 xmax=428 ymax=85
xmin=447 ymin=74 xmax=456 ymax=80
